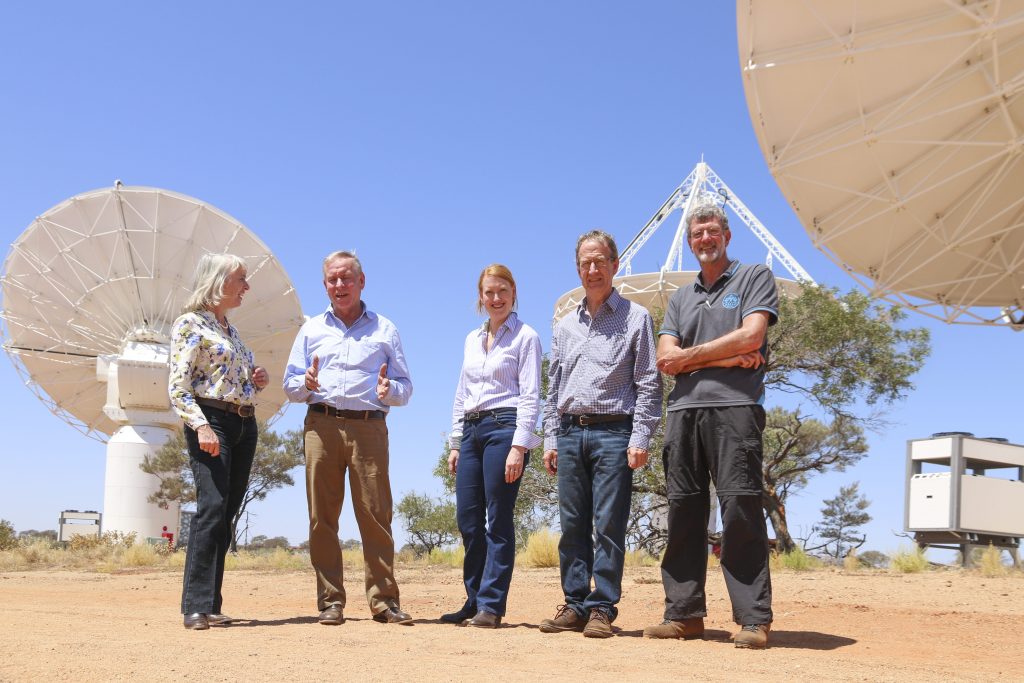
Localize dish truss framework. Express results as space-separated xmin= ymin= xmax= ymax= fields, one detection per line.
xmin=552 ymin=160 xmax=814 ymax=322
xmin=739 ymin=0 xmax=1024 ymax=329
xmin=1 ymin=184 xmax=304 ymax=540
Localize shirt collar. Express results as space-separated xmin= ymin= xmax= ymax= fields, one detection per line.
xmin=323 ymin=301 xmax=371 ymax=328
xmin=693 ymin=260 xmax=740 ymax=292
xmin=577 ymin=288 xmax=624 ymax=319
xmin=477 ymin=311 xmax=520 ymax=336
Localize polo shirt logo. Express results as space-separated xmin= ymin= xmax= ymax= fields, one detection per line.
xmin=722 ymin=293 xmax=740 ymax=309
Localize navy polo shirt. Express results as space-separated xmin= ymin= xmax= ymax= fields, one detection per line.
xmin=659 ymin=260 xmax=778 ymax=410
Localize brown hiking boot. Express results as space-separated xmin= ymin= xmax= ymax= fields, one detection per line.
xmin=582 ymin=609 xmax=614 ymax=639
xmin=539 ymin=604 xmax=586 ymax=633
xmin=643 ymin=618 xmax=704 ymax=640
xmin=734 ymin=623 xmax=771 ymax=649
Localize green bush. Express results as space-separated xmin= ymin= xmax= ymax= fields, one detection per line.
xmin=0 ymin=520 xmax=16 ymax=551
xmin=890 ymin=546 xmax=930 ymax=573
xmin=771 ymin=547 xmax=822 ymax=571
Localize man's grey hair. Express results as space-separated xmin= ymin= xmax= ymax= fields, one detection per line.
xmin=575 ymin=229 xmax=619 ymax=265
xmin=685 ymin=199 xmax=730 ymax=237
xmin=322 ymin=250 xmax=363 ymax=276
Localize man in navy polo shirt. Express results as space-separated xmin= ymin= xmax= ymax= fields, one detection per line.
xmin=643 ymin=200 xmax=778 ymax=649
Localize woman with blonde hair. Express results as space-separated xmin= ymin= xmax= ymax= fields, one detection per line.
xmin=168 ymin=252 xmax=269 ymax=630
xmin=441 ymin=264 xmax=542 ymax=628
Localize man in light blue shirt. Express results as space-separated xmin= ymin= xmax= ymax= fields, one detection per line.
xmin=284 ymin=250 xmax=413 ymax=627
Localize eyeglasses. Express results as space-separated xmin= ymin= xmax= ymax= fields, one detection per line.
xmin=689 ymin=226 xmax=725 ymax=240
xmin=578 ymin=256 xmax=612 ymax=272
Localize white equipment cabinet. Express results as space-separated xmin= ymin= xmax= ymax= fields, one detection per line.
xmin=905 ymin=433 xmax=1024 ymax=566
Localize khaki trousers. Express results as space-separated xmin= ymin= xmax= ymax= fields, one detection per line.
xmin=304 ymin=410 xmax=398 ymax=614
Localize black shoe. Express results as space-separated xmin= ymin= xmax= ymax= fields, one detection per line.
xmin=318 ymin=605 xmax=344 ymax=625
xmin=440 ymin=605 xmax=476 ymax=624
xmin=207 ymin=613 xmax=234 ymax=626
xmin=372 ymin=602 xmax=413 ymax=625
xmin=183 ymin=613 xmax=209 ymax=630
xmin=463 ymin=610 xmax=501 ymax=628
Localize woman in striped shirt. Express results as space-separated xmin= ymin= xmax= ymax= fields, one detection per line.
xmin=441 ymin=264 xmax=543 ymax=628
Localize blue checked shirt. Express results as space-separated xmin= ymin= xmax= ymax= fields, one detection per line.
xmin=543 ymin=289 xmax=662 ymax=451
xmin=448 ymin=312 xmax=543 ymax=451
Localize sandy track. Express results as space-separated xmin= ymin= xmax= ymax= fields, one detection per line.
xmin=1 ymin=565 xmax=1021 ymax=682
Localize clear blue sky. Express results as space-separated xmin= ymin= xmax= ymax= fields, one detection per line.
xmin=1 ymin=2 xmax=1017 ymax=559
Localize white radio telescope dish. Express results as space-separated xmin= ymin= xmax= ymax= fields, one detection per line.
xmin=1 ymin=184 xmax=304 ymax=540
xmin=739 ymin=0 xmax=1024 ymax=328
xmin=553 ymin=161 xmax=811 ymax=322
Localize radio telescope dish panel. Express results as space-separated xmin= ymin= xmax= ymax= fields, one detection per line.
xmin=1 ymin=185 xmax=305 ymax=440
xmin=739 ymin=0 xmax=1024 ymax=327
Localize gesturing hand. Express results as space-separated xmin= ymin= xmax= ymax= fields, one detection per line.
xmin=305 ymin=355 xmax=320 ymax=391
xmin=376 ymin=363 xmax=390 ymax=401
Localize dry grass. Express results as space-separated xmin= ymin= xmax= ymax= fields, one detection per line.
xmin=977 ymin=544 xmax=1009 ymax=578
xmin=518 ymin=528 xmax=559 ymax=568
xmin=843 ymin=548 xmax=861 ymax=572
xmin=770 ymin=547 xmax=822 ymax=572
xmin=890 ymin=546 xmax=930 ymax=573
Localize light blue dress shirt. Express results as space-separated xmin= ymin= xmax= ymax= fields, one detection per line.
xmin=283 ymin=303 xmax=412 ymax=411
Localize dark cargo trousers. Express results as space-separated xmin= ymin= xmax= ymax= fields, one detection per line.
xmin=660 ymin=405 xmax=773 ymax=626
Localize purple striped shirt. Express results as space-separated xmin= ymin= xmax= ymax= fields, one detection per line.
xmin=448 ymin=312 xmax=543 ymax=450
xmin=543 ymin=289 xmax=662 ymax=451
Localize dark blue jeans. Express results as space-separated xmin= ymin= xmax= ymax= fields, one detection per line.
xmin=180 ymin=406 xmax=257 ymax=615
xmin=556 ymin=418 xmax=633 ymax=621
xmin=455 ymin=408 xmax=525 ymax=617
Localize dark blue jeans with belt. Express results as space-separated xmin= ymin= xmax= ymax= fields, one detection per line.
xmin=455 ymin=408 xmax=526 ymax=617
xmin=180 ymin=405 xmax=257 ymax=615
xmin=556 ymin=416 xmax=633 ymax=622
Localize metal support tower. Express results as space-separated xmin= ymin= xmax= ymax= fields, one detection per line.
xmin=617 ymin=161 xmax=815 ymax=284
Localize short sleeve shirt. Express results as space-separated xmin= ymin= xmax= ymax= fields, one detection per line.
xmin=660 ymin=261 xmax=778 ymax=410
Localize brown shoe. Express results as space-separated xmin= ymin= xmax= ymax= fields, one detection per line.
xmin=734 ymin=623 xmax=771 ymax=649
xmin=318 ymin=605 xmax=344 ymax=625
xmin=463 ymin=610 xmax=501 ymax=628
xmin=373 ymin=602 xmax=413 ymax=625
xmin=643 ymin=618 xmax=704 ymax=640
xmin=183 ymin=613 xmax=209 ymax=630
xmin=539 ymin=604 xmax=586 ymax=633
xmin=582 ymin=609 xmax=614 ymax=639
xmin=207 ymin=613 xmax=234 ymax=626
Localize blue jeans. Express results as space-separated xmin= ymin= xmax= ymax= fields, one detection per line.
xmin=556 ymin=418 xmax=633 ymax=621
xmin=456 ymin=408 xmax=525 ymax=617
xmin=180 ymin=406 xmax=257 ymax=615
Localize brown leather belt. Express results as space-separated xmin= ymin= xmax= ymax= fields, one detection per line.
xmin=561 ymin=413 xmax=630 ymax=427
xmin=196 ymin=397 xmax=255 ymax=418
xmin=309 ymin=404 xmax=386 ymax=420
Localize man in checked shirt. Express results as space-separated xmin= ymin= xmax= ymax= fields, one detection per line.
xmin=539 ymin=230 xmax=662 ymax=639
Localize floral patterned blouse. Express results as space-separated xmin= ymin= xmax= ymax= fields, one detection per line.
xmin=168 ymin=309 xmax=260 ymax=430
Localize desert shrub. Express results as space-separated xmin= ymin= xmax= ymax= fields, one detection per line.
xmin=0 ymin=520 xmax=18 ymax=550
xmin=625 ymin=549 xmax=658 ymax=568
xmin=519 ymin=527 xmax=559 ymax=568
xmin=843 ymin=548 xmax=860 ymax=572
xmin=342 ymin=548 xmax=364 ymax=570
xmin=977 ymin=544 xmax=1008 ymax=578
xmin=224 ymin=547 xmax=308 ymax=571
xmin=890 ymin=546 xmax=929 ymax=573
xmin=426 ymin=546 xmax=464 ymax=568
xmin=857 ymin=550 xmax=889 ymax=569
xmin=771 ymin=547 xmax=821 ymax=571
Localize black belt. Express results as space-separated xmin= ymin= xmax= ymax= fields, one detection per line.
xmin=309 ymin=404 xmax=386 ymax=420
xmin=562 ymin=413 xmax=631 ymax=427
xmin=464 ymin=408 xmax=515 ymax=423
xmin=196 ymin=397 xmax=255 ymax=418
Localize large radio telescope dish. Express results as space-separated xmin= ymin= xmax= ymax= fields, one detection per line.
xmin=1 ymin=184 xmax=303 ymax=439
xmin=554 ymin=161 xmax=812 ymax=322
xmin=739 ymin=0 xmax=1024 ymax=328
xmin=1 ymin=184 xmax=305 ymax=541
